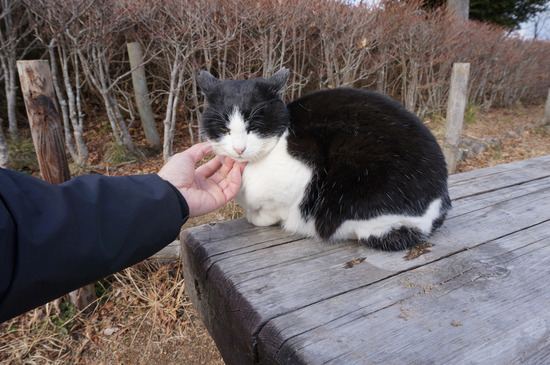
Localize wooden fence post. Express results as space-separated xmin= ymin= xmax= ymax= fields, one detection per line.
xmin=127 ymin=42 xmax=161 ymax=149
xmin=542 ymin=88 xmax=550 ymax=126
xmin=443 ymin=63 xmax=470 ymax=174
xmin=17 ymin=60 xmax=96 ymax=313
xmin=17 ymin=60 xmax=71 ymax=184
xmin=447 ymin=0 xmax=469 ymax=20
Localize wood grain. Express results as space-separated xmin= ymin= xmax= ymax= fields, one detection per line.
xmin=181 ymin=155 xmax=550 ymax=364
xmin=17 ymin=60 xmax=70 ymax=184
xmin=443 ymin=62 xmax=470 ymax=174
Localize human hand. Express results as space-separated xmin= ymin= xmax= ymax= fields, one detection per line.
xmin=158 ymin=142 xmax=246 ymax=218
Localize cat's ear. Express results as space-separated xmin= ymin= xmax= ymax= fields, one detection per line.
xmin=196 ymin=70 xmax=220 ymax=95
xmin=267 ymin=68 xmax=290 ymax=96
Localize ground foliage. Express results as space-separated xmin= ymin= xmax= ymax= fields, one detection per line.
xmin=0 ymin=103 xmax=549 ymax=364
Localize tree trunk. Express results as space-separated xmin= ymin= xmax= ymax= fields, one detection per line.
xmin=127 ymin=42 xmax=161 ymax=149
xmin=4 ymin=55 xmax=19 ymax=142
xmin=16 ymin=59 xmax=96 ymax=313
xmin=60 ymin=46 xmax=88 ymax=165
xmin=48 ymin=43 xmax=79 ymax=164
xmin=0 ymin=118 xmax=8 ymax=168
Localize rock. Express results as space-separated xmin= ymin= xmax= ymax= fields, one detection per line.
xmin=103 ymin=327 xmax=120 ymax=336
xmin=459 ymin=138 xmax=488 ymax=155
xmin=457 ymin=148 xmax=467 ymax=161
xmin=482 ymin=136 xmax=500 ymax=147
xmin=506 ymin=131 xmax=517 ymax=138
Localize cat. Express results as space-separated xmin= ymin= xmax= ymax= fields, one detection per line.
xmin=196 ymin=68 xmax=451 ymax=251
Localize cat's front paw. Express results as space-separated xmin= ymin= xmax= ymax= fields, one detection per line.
xmin=247 ymin=210 xmax=280 ymax=227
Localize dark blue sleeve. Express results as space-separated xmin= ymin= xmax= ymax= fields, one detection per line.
xmin=0 ymin=169 xmax=189 ymax=323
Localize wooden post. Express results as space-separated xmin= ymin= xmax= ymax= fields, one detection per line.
xmin=443 ymin=62 xmax=470 ymax=174
xmin=447 ymin=0 xmax=469 ymax=20
xmin=17 ymin=60 xmax=96 ymax=312
xmin=542 ymin=88 xmax=550 ymax=126
xmin=17 ymin=60 xmax=71 ymax=184
xmin=127 ymin=42 xmax=161 ymax=149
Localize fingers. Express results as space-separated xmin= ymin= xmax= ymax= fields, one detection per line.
xmin=223 ymin=162 xmax=244 ymax=200
xmin=185 ymin=142 xmax=213 ymax=164
xmin=235 ymin=161 xmax=247 ymax=174
xmin=196 ymin=155 xmax=224 ymax=178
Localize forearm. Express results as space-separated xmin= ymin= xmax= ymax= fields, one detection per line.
xmin=0 ymin=169 xmax=188 ymax=322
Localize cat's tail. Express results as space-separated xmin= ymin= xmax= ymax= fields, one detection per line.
xmin=361 ymin=196 xmax=451 ymax=251
xmin=360 ymin=226 xmax=426 ymax=251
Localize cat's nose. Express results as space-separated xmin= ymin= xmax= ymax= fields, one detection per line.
xmin=233 ymin=146 xmax=246 ymax=155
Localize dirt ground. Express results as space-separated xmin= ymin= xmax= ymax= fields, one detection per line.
xmin=0 ymin=103 xmax=548 ymax=364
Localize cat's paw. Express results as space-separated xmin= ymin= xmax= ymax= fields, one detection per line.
xmin=247 ymin=211 xmax=280 ymax=227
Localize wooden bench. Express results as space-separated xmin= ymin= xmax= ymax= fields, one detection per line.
xmin=180 ymin=155 xmax=550 ymax=364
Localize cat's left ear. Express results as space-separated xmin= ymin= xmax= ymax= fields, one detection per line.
xmin=196 ymin=70 xmax=220 ymax=95
xmin=268 ymin=68 xmax=290 ymax=96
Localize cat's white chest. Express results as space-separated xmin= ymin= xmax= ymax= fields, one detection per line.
xmin=236 ymin=135 xmax=314 ymax=234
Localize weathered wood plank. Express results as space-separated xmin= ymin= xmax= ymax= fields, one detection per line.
xmin=448 ymin=154 xmax=550 ymax=199
xmin=258 ymin=221 xmax=550 ymax=364
xmin=199 ymin=185 xmax=549 ymax=329
xmin=181 ymin=156 xmax=550 ymax=365
xmin=190 ymin=177 xmax=549 ymax=280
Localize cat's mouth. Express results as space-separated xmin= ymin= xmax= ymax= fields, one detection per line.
xmin=229 ymin=153 xmax=257 ymax=163
xmin=210 ymin=146 xmax=255 ymax=163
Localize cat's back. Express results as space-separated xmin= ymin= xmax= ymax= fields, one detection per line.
xmin=287 ymin=88 xmax=431 ymax=143
xmin=286 ymin=87 xmax=444 ymax=171
xmin=284 ymin=87 xmax=450 ymax=245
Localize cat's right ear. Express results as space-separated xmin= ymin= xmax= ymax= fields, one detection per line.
xmin=196 ymin=70 xmax=220 ymax=95
xmin=268 ymin=68 xmax=290 ymax=96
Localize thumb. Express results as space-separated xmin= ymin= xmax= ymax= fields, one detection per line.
xmin=224 ymin=163 xmax=244 ymax=200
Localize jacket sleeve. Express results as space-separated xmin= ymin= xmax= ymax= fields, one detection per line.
xmin=0 ymin=169 xmax=189 ymax=323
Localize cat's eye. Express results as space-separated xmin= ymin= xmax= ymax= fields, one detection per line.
xmin=220 ymin=127 xmax=229 ymax=132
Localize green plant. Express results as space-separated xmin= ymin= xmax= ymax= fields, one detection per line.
xmin=50 ymin=302 xmax=75 ymax=335
xmin=464 ymin=103 xmax=480 ymax=125
xmin=95 ymin=279 xmax=111 ymax=299
xmin=103 ymin=141 xmax=143 ymax=165
xmin=533 ymin=125 xmax=549 ymax=136
xmin=8 ymin=137 xmax=38 ymax=173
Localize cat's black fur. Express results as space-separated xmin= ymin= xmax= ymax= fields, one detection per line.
xmin=197 ymin=69 xmax=451 ymax=251
xmin=286 ymin=88 xmax=451 ymax=250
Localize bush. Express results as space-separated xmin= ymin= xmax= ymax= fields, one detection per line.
xmin=3 ymin=0 xmax=550 ymax=145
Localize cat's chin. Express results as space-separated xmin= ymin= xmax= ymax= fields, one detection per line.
xmin=213 ymin=151 xmax=258 ymax=164
xmin=232 ymin=155 xmax=253 ymax=163
xmin=212 ymin=146 xmax=266 ymax=163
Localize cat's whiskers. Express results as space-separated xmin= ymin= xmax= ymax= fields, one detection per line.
xmin=249 ymin=102 xmax=268 ymax=120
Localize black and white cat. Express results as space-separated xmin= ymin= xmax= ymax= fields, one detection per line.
xmin=197 ymin=68 xmax=451 ymax=251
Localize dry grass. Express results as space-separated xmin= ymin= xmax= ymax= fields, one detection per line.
xmin=0 ymin=261 xmax=224 ymax=364
xmin=429 ymin=104 xmax=550 ymax=173
xmin=1 ymin=104 xmax=549 ymax=364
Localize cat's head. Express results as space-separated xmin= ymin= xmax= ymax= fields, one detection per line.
xmin=197 ymin=68 xmax=290 ymax=162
